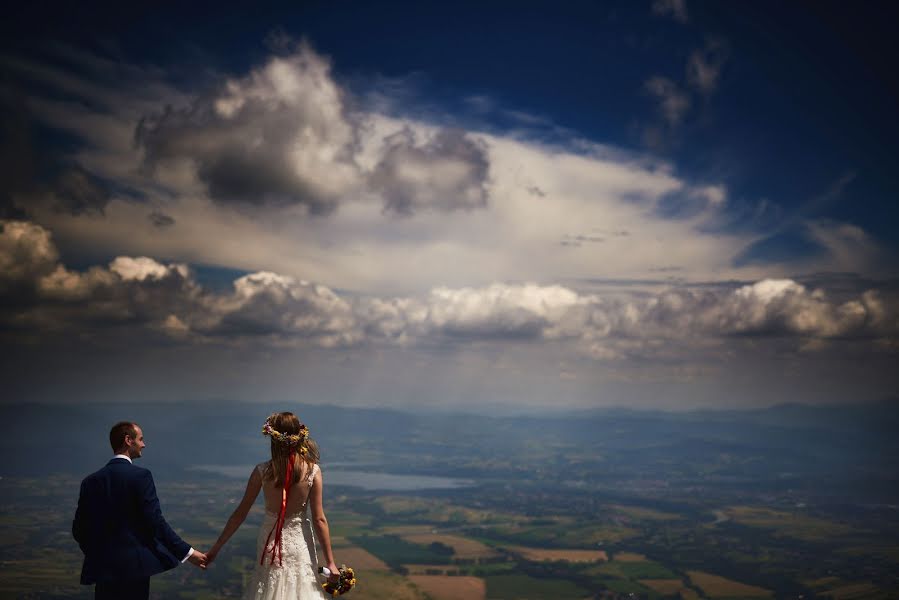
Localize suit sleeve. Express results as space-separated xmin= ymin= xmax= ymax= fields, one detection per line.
xmin=136 ymin=470 xmax=191 ymax=560
xmin=72 ymin=479 xmax=90 ymax=553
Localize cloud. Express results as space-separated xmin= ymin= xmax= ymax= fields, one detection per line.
xmin=651 ymin=0 xmax=689 ymax=24
xmin=52 ymin=167 xmax=111 ymax=216
xmin=5 ymin=221 xmax=895 ymax=363
xmin=733 ymin=218 xmax=886 ymax=275
xmin=136 ymin=44 xmax=360 ymax=215
xmin=644 ymin=76 xmax=691 ymax=127
xmin=3 ymin=42 xmax=884 ymax=305
xmin=199 ymin=272 xmax=361 ymax=347
xmin=655 ymin=184 xmax=727 ymax=219
xmin=148 ymin=211 xmax=175 ymax=228
xmin=370 ymin=127 xmax=490 ymax=216
xmin=686 ymin=38 xmax=729 ymax=95
xmin=0 ymin=220 xmax=59 ymax=297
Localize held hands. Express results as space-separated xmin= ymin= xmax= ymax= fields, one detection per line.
xmin=205 ymin=546 xmax=220 ymax=567
xmin=187 ymin=550 xmax=208 ymax=570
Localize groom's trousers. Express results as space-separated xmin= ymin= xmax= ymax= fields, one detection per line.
xmin=95 ymin=577 xmax=149 ymax=600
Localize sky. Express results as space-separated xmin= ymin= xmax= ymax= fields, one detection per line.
xmin=1 ymin=1 xmax=898 ymax=412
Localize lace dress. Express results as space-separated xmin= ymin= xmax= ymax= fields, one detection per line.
xmin=243 ymin=463 xmax=329 ymax=600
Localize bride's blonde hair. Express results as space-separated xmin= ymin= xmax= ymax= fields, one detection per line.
xmin=262 ymin=412 xmax=320 ymax=487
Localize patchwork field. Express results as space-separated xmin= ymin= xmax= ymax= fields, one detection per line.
xmin=590 ymin=559 xmax=678 ymax=580
xmin=408 ymin=575 xmax=486 ymax=600
xmin=687 ymin=570 xmax=772 ymax=598
xmin=349 ymin=570 xmax=428 ymax=600
xmin=334 ymin=546 xmax=390 ymax=571
xmin=484 ymin=574 xmax=591 ymax=600
xmin=401 ymin=533 xmax=500 ymax=559
xmin=504 ymin=545 xmax=608 ymax=563
xmin=721 ymin=506 xmax=859 ymax=541
xmin=612 ymin=552 xmax=648 ymax=562
xmin=639 ymin=578 xmax=687 ymax=595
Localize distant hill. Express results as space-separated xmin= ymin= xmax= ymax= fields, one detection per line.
xmin=2 ymin=399 xmax=897 ymax=501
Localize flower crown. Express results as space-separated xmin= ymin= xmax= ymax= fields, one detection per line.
xmin=262 ymin=417 xmax=310 ymax=455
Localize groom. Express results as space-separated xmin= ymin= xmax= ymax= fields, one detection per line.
xmin=73 ymin=422 xmax=207 ymax=599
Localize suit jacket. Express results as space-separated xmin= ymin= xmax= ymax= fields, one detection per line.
xmin=72 ymin=458 xmax=190 ymax=584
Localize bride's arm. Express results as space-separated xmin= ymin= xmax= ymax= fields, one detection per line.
xmin=207 ymin=468 xmax=262 ymax=564
xmin=309 ymin=467 xmax=339 ymax=575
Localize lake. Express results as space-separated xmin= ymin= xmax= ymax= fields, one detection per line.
xmin=191 ymin=464 xmax=473 ymax=491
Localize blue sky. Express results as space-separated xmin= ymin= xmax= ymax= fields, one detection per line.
xmin=1 ymin=1 xmax=897 ymax=411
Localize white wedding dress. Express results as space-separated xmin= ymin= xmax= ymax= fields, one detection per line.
xmin=243 ymin=462 xmax=330 ymax=600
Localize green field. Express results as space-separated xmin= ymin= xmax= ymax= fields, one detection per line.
xmin=484 ymin=574 xmax=590 ymax=600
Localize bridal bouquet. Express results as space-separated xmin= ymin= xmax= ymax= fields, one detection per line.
xmin=321 ymin=565 xmax=357 ymax=596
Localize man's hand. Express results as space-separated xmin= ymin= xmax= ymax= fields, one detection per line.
xmin=187 ymin=550 xmax=208 ymax=570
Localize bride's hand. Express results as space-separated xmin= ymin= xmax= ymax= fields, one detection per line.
xmin=205 ymin=546 xmax=219 ymax=566
xmin=326 ymin=562 xmax=340 ymax=582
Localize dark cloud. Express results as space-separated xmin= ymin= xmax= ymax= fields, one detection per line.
xmin=371 ymin=128 xmax=490 ymax=216
xmin=138 ymin=106 xmax=342 ymax=215
xmin=135 ymin=49 xmax=360 ymax=216
xmin=560 ymin=234 xmax=605 ymax=247
xmin=52 ymin=167 xmax=111 ymax=216
xmin=526 ymin=185 xmax=546 ymax=198
xmin=148 ymin=210 xmax=175 ymax=228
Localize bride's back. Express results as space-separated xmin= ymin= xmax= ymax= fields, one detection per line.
xmin=257 ymin=460 xmax=317 ymax=517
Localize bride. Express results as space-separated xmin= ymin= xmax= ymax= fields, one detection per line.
xmin=206 ymin=412 xmax=339 ymax=599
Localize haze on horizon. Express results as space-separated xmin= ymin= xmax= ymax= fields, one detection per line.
xmin=2 ymin=1 xmax=898 ymax=413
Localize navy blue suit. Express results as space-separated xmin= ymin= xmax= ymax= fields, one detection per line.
xmin=72 ymin=457 xmax=190 ymax=593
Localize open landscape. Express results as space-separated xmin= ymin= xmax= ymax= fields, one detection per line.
xmin=1 ymin=400 xmax=898 ymax=599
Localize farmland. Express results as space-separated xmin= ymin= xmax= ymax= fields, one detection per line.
xmin=2 ymin=400 xmax=899 ymax=598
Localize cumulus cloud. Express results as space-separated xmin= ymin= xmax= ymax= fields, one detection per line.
xmin=6 ymin=220 xmax=895 ymax=358
xmin=370 ymin=127 xmax=490 ymax=216
xmin=199 ymin=272 xmax=362 ymax=347
xmin=136 ymin=45 xmax=360 ymax=215
xmin=133 ymin=43 xmax=494 ymax=220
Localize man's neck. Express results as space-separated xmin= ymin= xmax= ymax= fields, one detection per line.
xmin=113 ymin=453 xmax=134 ymax=463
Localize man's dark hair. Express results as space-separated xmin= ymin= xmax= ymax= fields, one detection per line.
xmin=109 ymin=421 xmax=139 ymax=452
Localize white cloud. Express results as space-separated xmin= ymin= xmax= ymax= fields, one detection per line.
xmin=110 ymin=256 xmax=188 ymax=281
xmin=6 ymin=221 xmax=895 ymax=357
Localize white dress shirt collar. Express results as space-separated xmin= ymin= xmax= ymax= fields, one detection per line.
xmin=113 ymin=453 xmax=133 ymax=463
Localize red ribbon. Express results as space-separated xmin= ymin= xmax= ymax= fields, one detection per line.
xmin=260 ymin=452 xmax=294 ymax=566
